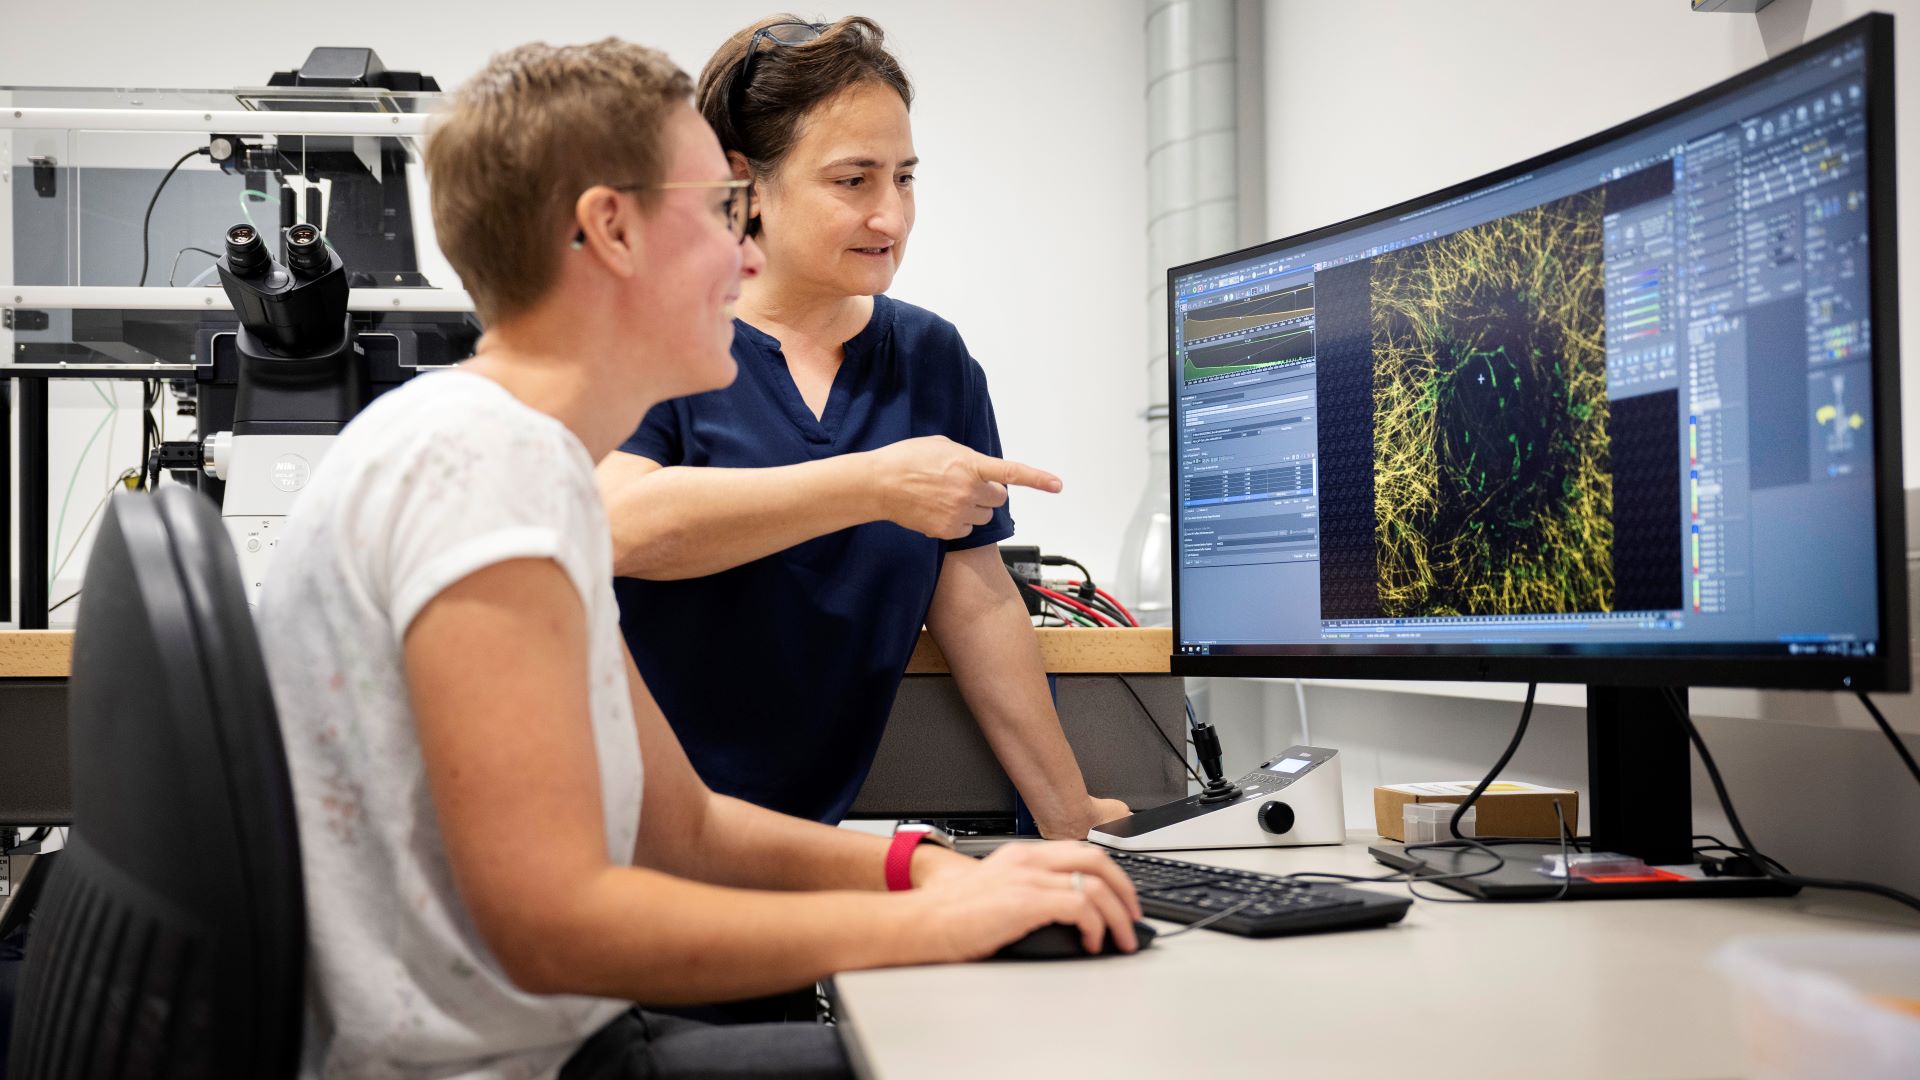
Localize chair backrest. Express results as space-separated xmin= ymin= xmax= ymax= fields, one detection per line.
xmin=7 ymin=487 xmax=304 ymax=1080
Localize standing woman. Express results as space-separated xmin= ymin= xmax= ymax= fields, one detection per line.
xmin=598 ymin=16 xmax=1130 ymax=836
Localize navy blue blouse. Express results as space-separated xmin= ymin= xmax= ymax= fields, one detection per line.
xmin=615 ymin=295 xmax=1015 ymax=822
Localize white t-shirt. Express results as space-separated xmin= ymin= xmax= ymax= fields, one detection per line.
xmin=258 ymin=369 xmax=642 ymax=1080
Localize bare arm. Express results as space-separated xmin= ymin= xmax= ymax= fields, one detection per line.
xmin=598 ymin=451 xmax=878 ymax=579
xmin=618 ymin=645 xmax=973 ymax=892
xmin=925 ymin=545 xmax=1131 ymax=839
xmin=405 ymin=558 xmax=1141 ymax=1004
xmin=598 ymin=438 xmax=1062 ymax=580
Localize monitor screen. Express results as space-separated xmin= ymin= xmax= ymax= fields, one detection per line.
xmin=1168 ymin=16 xmax=1904 ymax=690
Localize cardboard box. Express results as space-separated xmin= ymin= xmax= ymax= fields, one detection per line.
xmin=1373 ymin=781 xmax=1578 ymax=841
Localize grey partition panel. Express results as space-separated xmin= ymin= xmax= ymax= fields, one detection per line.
xmin=0 ymin=680 xmax=72 ymax=824
xmin=848 ymin=674 xmax=1187 ymax=819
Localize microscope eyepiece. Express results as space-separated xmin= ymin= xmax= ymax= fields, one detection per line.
xmin=284 ymin=223 xmax=328 ymax=276
xmin=224 ymin=223 xmax=270 ymax=278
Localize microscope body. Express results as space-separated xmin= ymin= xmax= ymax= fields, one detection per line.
xmin=208 ymin=224 xmax=367 ymax=603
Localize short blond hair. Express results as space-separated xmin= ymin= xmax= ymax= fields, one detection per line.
xmin=427 ymin=39 xmax=693 ymax=325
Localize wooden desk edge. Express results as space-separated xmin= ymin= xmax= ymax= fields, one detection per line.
xmin=906 ymin=627 xmax=1171 ymax=675
xmin=0 ymin=630 xmax=74 ymax=678
xmin=5 ymin=627 xmax=1172 ymax=678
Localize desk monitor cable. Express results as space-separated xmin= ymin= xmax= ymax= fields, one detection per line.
xmin=1112 ymin=675 xmax=1239 ymax=801
xmin=1115 ymin=675 xmax=1205 ymax=789
xmin=1665 ymin=689 xmax=1920 ymax=916
xmin=1855 ymin=691 xmax=1920 ymax=791
xmin=1114 ymin=677 xmax=1560 ymax=901
xmin=1278 ymin=683 xmax=1577 ymax=903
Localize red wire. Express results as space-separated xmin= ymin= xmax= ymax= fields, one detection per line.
xmin=1029 ymin=584 xmax=1119 ymax=627
xmin=1069 ymin=581 xmax=1139 ymax=627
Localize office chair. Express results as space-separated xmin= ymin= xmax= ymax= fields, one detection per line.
xmin=6 ymin=488 xmax=304 ymax=1079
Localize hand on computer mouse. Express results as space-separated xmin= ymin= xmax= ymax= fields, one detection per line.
xmin=993 ymin=920 xmax=1159 ymax=961
xmin=909 ymin=842 xmax=1143 ymax=962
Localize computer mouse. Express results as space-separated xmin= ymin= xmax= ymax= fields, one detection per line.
xmin=991 ymin=920 xmax=1157 ymax=960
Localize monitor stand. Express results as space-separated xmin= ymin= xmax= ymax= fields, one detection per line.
xmin=1368 ymin=686 xmax=1799 ymax=900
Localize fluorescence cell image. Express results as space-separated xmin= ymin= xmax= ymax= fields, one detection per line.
xmin=1368 ymin=191 xmax=1611 ymax=616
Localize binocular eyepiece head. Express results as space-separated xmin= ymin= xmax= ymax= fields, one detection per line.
xmin=223 ymin=222 xmax=331 ymax=279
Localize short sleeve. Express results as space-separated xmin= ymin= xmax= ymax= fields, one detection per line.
xmin=374 ymin=404 xmax=602 ymax=637
xmin=947 ymin=357 xmax=1017 ymax=552
xmin=617 ymin=400 xmax=684 ymax=466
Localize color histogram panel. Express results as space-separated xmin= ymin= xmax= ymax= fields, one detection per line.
xmin=1182 ymin=282 xmax=1316 ymax=381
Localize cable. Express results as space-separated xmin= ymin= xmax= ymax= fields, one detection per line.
xmin=1040 ymin=555 xmax=1095 ymax=589
xmin=1691 ymin=834 xmax=1791 ymax=874
xmin=1066 ymin=586 xmax=1132 ymax=628
xmin=1665 ymin=688 xmax=1920 ymax=915
xmin=47 ymin=590 xmax=82 ymax=614
xmin=1115 ymin=675 xmax=1205 ymax=787
xmin=1297 ymin=683 xmax=1544 ymax=902
xmin=1153 ymin=896 xmax=1257 ymax=938
xmin=137 ymin=147 xmax=210 ymax=287
xmin=1027 ymin=587 xmax=1097 ymax=628
xmin=48 ymin=471 xmax=139 ymax=586
xmin=1396 ymin=683 xmax=1540 ymax=901
xmin=239 ymin=187 xmax=279 ymax=229
xmin=1450 ymin=683 xmax=1537 ymax=840
xmin=1027 ymin=583 xmax=1112 ymax=626
xmin=1092 ymin=587 xmax=1138 ymax=627
xmin=48 ymin=406 xmax=116 ymax=591
xmin=167 ymin=245 xmax=221 ymax=287
xmin=1027 ymin=584 xmax=1119 ymax=627
xmin=1856 ymin=691 xmax=1920 ymax=790
xmin=1064 ymin=581 xmax=1139 ymax=627
xmin=141 ymin=379 xmax=162 ymax=490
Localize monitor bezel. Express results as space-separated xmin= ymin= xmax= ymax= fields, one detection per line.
xmin=1167 ymin=13 xmax=1906 ymax=692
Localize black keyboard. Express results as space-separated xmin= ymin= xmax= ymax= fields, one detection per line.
xmin=1108 ymin=850 xmax=1412 ymax=938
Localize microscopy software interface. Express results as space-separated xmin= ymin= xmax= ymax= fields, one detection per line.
xmin=1174 ymin=36 xmax=1881 ymax=659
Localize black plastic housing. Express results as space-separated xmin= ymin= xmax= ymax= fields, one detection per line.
xmin=214 ymin=224 xmax=367 ymax=436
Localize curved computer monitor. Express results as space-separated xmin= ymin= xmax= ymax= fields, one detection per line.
xmin=1168 ymin=13 xmax=1905 ymax=693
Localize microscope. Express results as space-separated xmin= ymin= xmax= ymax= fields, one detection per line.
xmin=204 ymin=221 xmax=365 ymax=602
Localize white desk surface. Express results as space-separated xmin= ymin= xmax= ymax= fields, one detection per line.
xmin=830 ymin=833 xmax=1920 ymax=1080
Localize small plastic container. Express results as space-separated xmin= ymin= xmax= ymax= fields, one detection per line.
xmin=1402 ymin=801 xmax=1474 ymax=843
xmin=1539 ymin=852 xmax=1652 ymax=879
xmin=1715 ymin=935 xmax=1920 ymax=1080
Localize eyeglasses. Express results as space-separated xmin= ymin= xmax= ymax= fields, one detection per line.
xmin=726 ymin=22 xmax=827 ymax=138
xmin=571 ymin=178 xmax=755 ymax=249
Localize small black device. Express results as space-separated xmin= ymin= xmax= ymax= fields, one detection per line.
xmin=1107 ymin=850 xmax=1411 ymax=937
xmin=991 ymin=920 xmax=1158 ymax=961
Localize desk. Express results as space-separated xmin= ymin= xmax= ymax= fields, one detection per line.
xmin=830 ymin=832 xmax=1920 ymax=1079
xmin=0 ymin=626 xmax=1171 ymax=679
xmin=1 ymin=628 xmax=1184 ymax=823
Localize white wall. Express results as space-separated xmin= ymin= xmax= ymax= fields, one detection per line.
xmin=1234 ymin=0 xmax=1920 ymax=895
xmin=3 ymin=0 xmax=1152 ymax=619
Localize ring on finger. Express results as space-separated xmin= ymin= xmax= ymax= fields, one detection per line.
xmin=1070 ymin=871 xmax=1085 ymax=894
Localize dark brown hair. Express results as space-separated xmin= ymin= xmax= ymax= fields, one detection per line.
xmin=696 ymin=14 xmax=913 ymax=178
xmin=427 ymin=39 xmax=693 ymax=325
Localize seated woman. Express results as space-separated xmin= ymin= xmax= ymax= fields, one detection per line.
xmin=257 ymin=39 xmax=1139 ymax=1080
